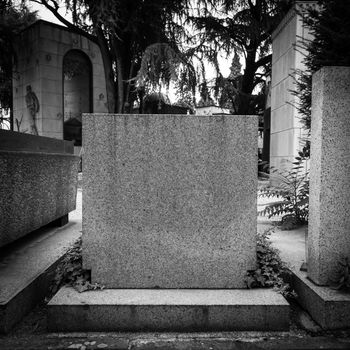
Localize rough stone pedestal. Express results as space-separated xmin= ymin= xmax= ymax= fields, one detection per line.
xmin=294 ymin=67 xmax=350 ymax=329
xmin=308 ymin=67 xmax=350 ymax=286
xmin=293 ymin=270 xmax=350 ymax=330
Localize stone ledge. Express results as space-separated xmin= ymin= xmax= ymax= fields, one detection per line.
xmin=48 ymin=287 xmax=290 ymax=332
xmin=292 ymin=270 xmax=350 ymax=329
xmin=0 ymin=191 xmax=82 ymax=334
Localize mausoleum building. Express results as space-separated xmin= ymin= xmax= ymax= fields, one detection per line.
xmin=270 ymin=1 xmax=316 ymax=170
xmin=12 ymin=20 xmax=108 ymax=153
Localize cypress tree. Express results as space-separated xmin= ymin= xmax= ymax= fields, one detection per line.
xmin=295 ymin=0 xmax=350 ymax=132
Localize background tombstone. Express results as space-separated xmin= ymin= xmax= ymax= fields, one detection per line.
xmin=82 ymin=114 xmax=258 ymax=288
xmin=308 ymin=66 xmax=350 ymax=285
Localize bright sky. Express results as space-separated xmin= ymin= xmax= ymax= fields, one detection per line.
xmin=27 ymin=1 xmax=71 ymax=24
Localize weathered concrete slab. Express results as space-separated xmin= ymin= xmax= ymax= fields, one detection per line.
xmin=0 ymin=151 xmax=78 ymax=247
xmin=0 ymin=191 xmax=82 ymax=334
xmin=83 ymin=114 xmax=257 ymax=288
xmin=308 ymin=67 xmax=350 ymax=285
xmin=0 ymin=129 xmax=74 ymax=154
xmin=48 ymin=287 xmax=290 ymax=332
xmin=0 ymin=131 xmax=79 ymax=247
xmin=292 ymin=270 xmax=350 ymax=330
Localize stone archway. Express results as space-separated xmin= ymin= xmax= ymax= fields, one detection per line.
xmin=63 ymin=49 xmax=92 ymax=147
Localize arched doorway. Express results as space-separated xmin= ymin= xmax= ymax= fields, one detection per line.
xmin=63 ymin=50 xmax=92 ymax=147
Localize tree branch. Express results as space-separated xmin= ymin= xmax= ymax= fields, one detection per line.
xmin=31 ymin=0 xmax=98 ymax=44
xmin=254 ymin=53 xmax=272 ymax=69
xmin=253 ymin=77 xmax=264 ymax=88
xmin=247 ymin=0 xmax=255 ymax=11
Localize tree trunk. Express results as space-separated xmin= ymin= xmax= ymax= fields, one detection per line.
xmin=115 ymin=54 xmax=124 ymax=113
xmin=237 ymin=49 xmax=257 ymax=115
xmin=111 ymin=37 xmax=126 ymax=114
xmin=10 ymin=99 xmax=14 ymax=131
xmin=123 ymin=59 xmax=135 ymax=113
xmin=96 ymin=28 xmax=116 ymax=113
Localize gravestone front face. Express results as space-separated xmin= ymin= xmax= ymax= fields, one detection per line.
xmin=83 ymin=114 xmax=257 ymax=288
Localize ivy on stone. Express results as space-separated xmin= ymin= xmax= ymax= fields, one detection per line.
xmin=246 ymin=228 xmax=296 ymax=299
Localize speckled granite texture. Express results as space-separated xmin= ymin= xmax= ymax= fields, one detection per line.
xmin=48 ymin=287 xmax=289 ymax=331
xmin=308 ymin=67 xmax=350 ymax=286
xmin=0 ymin=133 xmax=79 ymax=247
xmin=293 ymin=270 xmax=350 ymax=329
xmin=83 ymin=114 xmax=258 ymax=288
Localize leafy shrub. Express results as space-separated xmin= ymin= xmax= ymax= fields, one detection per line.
xmin=258 ymin=157 xmax=309 ymax=227
xmin=246 ymin=228 xmax=296 ymax=298
xmin=48 ymin=237 xmax=104 ymax=297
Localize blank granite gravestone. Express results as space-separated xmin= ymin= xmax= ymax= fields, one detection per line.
xmin=83 ymin=114 xmax=257 ymax=288
xmin=292 ymin=66 xmax=350 ymax=330
xmin=48 ymin=113 xmax=290 ymax=332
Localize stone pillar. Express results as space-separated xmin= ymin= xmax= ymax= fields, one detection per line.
xmin=83 ymin=114 xmax=257 ymax=289
xmin=308 ymin=67 xmax=350 ymax=285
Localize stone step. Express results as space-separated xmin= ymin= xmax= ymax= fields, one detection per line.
xmin=48 ymin=287 xmax=290 ymax=332
xmin=0 ymin=190 xmax=82 ymax=334
xmin=292 ymin=270 xmax=350 ymax=329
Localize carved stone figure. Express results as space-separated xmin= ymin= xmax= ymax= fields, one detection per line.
xmin=25 ymin=85 xmax=39 ymax=135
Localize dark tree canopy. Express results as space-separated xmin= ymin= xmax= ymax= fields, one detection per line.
xmin=295 ymin=0 xmax=350 ymax=131
xmin=3 ymin=0 xmax=295 ymax=120
xmin=190 ymin=0 xmax=291 ymax=114
xmin=28 ymin=0 xmax=196 ymax=113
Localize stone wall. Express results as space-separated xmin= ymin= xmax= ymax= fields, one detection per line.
xmin=0 ymin=130 xmax=79 ymax=247
xmin=82 ymin=114 xmax=258 ymax=288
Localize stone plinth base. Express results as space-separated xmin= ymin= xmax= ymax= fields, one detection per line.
xmin=48 ymin=287 xmax=290 ymax=332
xmin=293 ymin=270 xmax=350 ymax=329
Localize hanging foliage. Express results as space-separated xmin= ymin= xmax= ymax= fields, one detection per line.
xmin=136 ymin=43 xmax=196 ymax=95
xmin=29 ymin=0 xmax=194 ymax=113
xmin=190 ymin=0 xmax=292 ymax=114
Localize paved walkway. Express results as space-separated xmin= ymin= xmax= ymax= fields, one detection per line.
xmin=1 ymin=331 xmax=350 ymax=349
xmin=256 ymin=183 xmax=307 ymax=271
